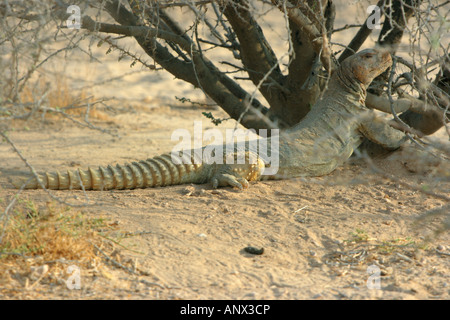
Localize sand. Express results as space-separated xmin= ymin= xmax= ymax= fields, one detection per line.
xmin=0 ymin=0 xmax=448 ymax=300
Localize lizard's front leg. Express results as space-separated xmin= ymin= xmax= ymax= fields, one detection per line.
xmin=359 ymin=117 xmax=408 ymax=150
xmin=209 ymin=151 xmax=266 ymax=190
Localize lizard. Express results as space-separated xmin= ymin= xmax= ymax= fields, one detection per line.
xmin=12 ymin=48 xmax=407 ymax=191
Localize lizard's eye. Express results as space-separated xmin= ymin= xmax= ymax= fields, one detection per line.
xmin=363 ymin=53 xmax=375 ymax=59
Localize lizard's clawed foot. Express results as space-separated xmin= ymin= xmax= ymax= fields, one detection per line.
xmin=211 ymin=172 xmax=249 ymax=190
xmin=210 ymin=154 xmax=264 ymax=190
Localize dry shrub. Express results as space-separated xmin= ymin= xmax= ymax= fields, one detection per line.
xmin=1 ymin=201 xmax=96 ymax=259
xmin=0 ymin=200 xmax=108 ymax=293
xmin=4 ymin=74 xmax=112 ymax=123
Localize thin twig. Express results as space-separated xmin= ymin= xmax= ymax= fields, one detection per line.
xmin=0 ymin=131 xmax=99 ymax=208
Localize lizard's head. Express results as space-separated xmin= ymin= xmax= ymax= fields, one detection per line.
xmin=341 ymin=48 xmax=392 ymax=87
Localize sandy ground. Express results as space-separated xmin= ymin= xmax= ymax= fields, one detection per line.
xmin=1 ymin=103 xmax=449 ymax=299
xmin=0 ymin=0 xmax=449 ymax=300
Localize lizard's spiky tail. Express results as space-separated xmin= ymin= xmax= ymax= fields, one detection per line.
xmin=13 ymin=151 xmax=266 ymax=190
xmin=16 ymin=154 xmax=206 ymax=190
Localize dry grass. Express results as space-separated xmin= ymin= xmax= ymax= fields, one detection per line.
xmin=0 ymin=200 xmax=110 ymax=296
xmin=324 ymin=228 xmax=430 ymax=273
xmin=0 ymin=201 xmax=101 ymax=259
xmin=3 ymin=74 xmax=112 ymax=122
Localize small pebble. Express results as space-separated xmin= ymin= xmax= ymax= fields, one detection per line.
xmin=244 ymin=246 xmax=264 ymax=255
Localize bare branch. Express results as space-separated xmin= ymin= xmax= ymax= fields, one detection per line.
xmin=105 ymin=0 xmax=271 ymax=129
xmin=276 ymin=0 xmax=334 ymax=73
xmin=0 ymin=131 xmax=98 ymax=207
xmin=366 ymin=93 xmax=444 ymax=116
xmin=338 ymin=0 xmax=386 ymax=63
xmin=221 ymin=0 xmax=284 ymax=89
xmin=377 ymin=0 xmax=421 ymax=51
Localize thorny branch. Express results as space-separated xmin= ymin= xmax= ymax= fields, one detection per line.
xmin=0 ymin=0 xmax=448 ymax=227
xmin=2 ymin=0 xmax=447 ymax=131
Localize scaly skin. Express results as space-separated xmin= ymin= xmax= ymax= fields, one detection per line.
xmin=18 ymin=151 xmax=265 ymax=190
xmin=14 ymin=48 xmax=407 ymax=190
